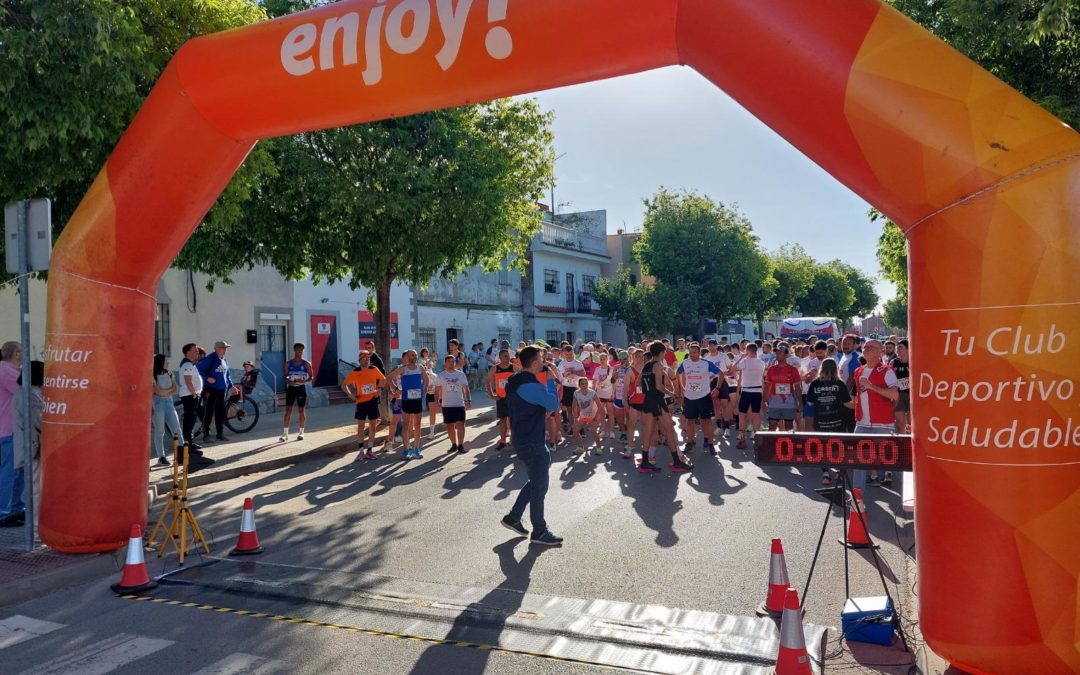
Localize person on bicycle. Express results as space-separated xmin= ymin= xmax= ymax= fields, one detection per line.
xmin=281 ymin=343 xmax=313 ymax=442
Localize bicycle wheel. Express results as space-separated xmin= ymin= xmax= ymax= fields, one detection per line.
xmin=225 ymin=397 xmax=260 ymax=433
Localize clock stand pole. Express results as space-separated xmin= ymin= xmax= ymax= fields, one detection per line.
xmin=800 ymin=469 xmax=911 ymax=653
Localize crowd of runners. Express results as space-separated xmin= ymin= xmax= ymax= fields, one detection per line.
xmin=336 ymin=333 xmax=911 ymax=483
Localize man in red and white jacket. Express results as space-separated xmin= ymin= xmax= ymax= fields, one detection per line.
xmin=853 ymin=339 xmax=899 ymax=488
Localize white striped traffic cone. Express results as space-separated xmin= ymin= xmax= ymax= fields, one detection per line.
xmin=774 ymin=588 xmax=812 ymax=675
xmin=757 ymin=538 xmax=790 ymax=617
xmin=110 ymin=524 xmax=158 ymax=594
xmin=229 ymin=497 xmax=263 ymax=556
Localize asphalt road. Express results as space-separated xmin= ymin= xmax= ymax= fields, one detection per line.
xmin=1 ymin=417 xmax=923 ymax=674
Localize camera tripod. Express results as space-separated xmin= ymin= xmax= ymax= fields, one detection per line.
xmin=147 ymin=437 xmax=210 ymax=565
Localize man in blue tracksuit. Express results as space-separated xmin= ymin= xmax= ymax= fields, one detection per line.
xmin=500 ymin=345 xmax=563 ymax=546
xmin=198 ymin=340 xmax=236 ymax=442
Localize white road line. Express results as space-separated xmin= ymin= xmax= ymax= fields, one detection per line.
xmin=0 ymin=616 xmax=65 ymax=650
xmin=922 ymin=300 xmax=1080 ymax=312
xmin=189 ymin=653 xmax=284 ymax=674
xmin=17 ymin=633 xmax=173 ymax=675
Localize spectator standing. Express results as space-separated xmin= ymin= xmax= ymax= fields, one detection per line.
xmin=14 ymin=360 xmax=43 ymax=533
xmin=151 ymin=354 xmax=183 ymax=467
xmin=199 ymin=340 xmax=236 ymax=442
xmin=177 ymin=343 xmax=204 ymax=453
xmin=281 ymin=343 xmax=313 ymax=442
xmin=500 ymin=345 xmax=563 ymax=546
xmin=0 ymin=341 xmax=24 ymax=526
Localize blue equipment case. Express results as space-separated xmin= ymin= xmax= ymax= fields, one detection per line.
xmin=841 ymin=596 xmax=895 ymax=646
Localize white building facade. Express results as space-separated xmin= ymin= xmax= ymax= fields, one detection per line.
xmin=413 ymin=264 xmax=523 ymax=357
xmin=523 ymin=210 xmax=608 ymax=345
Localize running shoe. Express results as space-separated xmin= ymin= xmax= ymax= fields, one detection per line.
xmin=593 ymin=446 xmax=603 ymax=455
xmin=619 ymin=433 xmax=627 ymax=443
xmin=620 ymin=448 xmax=633 ymax=459
xmin=573 ymin=447 xmax=585 ymax=455
xmin=457 ymin=444 xmax=468 ymax=454
xmin=414 ymin=448 xmax=424 ymax=459
xmin=395 ymin=435 xmax=403 ymax=444
xmin=402 ymin=448 xmax=411 ymax=460
xmin=821 ymin=474 xmax=832 ymax=486
xmin=495 ymin=441 xmax=508 ymax=451
xmin=683 ymin=441 xmax=694 ymax=454
xmin=530 ymin=530 xmax=564 ymax=546
xmin=671 ymin=461 xmax=693 ymax=474
xmin=638 ymin=462 xmax=662 ymax=474
xmin=297 ymin=433 xmax=304 ymax=441
xmin=706 ymin=445 xmax=717 ymax=456
xmin=500 ymin=516 xmax=528 ymax=536
xmin=364 ymin=449 xmax=377 ymax=461
xmin=279 ymin=435 xmax=288 ymax=442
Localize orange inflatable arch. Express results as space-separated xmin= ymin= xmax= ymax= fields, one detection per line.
xmin=41 ymin=1 xmax=1080 ymax=672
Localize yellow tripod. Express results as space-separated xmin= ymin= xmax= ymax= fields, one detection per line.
xmin=147 ymin=438 xmax=210 ymax=564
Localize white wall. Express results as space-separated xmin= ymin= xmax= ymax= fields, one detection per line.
xmin=530 ymin=251 xmax=606 ymax=310
xmin=415 ymin=305 xmax=523 ymax=352
xmin=531 ymin=316 xmax=603 ymax=344
xmin=293 ymin=278 xmax=414 ymax=362
xmin=0 ymin=277 xmax=48 ymax=360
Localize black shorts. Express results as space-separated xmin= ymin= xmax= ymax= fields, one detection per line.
xmin=629 ymin=401 xmax=646 ymax=412
xmin=714 ymin=379 xmax=730 ymax=400
xmin=285 ymin=385 xmax=307 ymax=408
xmin=895 ymin=390 xmax=911 ymax=412
xmin=443 ymin=406 xmax=466 ymax=424
xmin=496 ymin=398 xmax=509 ymax=419
xmin=355 ymin=399 xmax=380 ymax=421
xmin=644 ymin=397 xmax=668 ymax=418
xmin=683 ymin=396 xmax=714 ymax=420
xmin=401 ymin=399 xmax=423 ymax=415
xmin=426 ymin=393 xmax=436 ymax=404
xmin=738 ymin=391 xmax=763 ymax=414
xmin=561 ymin=387 xmax=576 ymax=407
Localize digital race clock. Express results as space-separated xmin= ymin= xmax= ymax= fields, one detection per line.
xmin=755 ymin=432 xmax=913 ymax=471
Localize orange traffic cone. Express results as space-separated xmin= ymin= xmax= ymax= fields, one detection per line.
xmin=229 ymin=497 xmax=263 ymax=556
xmin=840 ymin=488 xmax=879 ymax=549
xmin=756 ymin=538 xmax=790 ymax=617
xmin=774 ymin=588 xmax=812 ymax=675
xmin=110 ymin=524 xmax=158 ymax=594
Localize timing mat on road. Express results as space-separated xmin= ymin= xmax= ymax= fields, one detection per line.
xmin=126 ymin=557 xmax=826 ymax=675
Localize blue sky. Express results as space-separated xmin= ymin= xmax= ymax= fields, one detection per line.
xmin=522 ymin=66 xmax=895 ymax=307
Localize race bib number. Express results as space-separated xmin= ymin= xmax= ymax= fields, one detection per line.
xmin=445 ymin=382 xmax=461 ymax=392
xmin=775 ymin=383 xmax=792 ymax=396
xmin=496 ymin=379 xmax=507 ymax=392
xmin=361 ymin=384 xmax=375 ymax=395
xmin=897 ymin=377 xmax=910 ymax=391
xmin=687 ymin=380 xmax=704 ymax=393
xmin=635 ymin=383 xmax=643 ymax=395
xmin=406 ymin=389 xmax=422 ymax=400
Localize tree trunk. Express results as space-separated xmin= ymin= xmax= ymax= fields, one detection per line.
xmin=755 ymin=312 xmax=765 ymax=341
xmin=376 ymin=273 xmax=393 ymax=368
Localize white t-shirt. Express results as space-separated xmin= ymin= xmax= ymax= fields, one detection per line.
xmin=737 ymin=356 xmax=766 ymax=389
xmin=178 ymin=361 xmax=202 ymax=397
xmin=574 ymin=390 xmax=598 ymax=420
xmin=592 ymin=366 xmax=614 ymax=399
xmin=703 ymin=352 xmax=726 ymax=375
xmin=557 ymin=359 xmax=586 ymax=387
xmin=678 ymin=358 xmax=720 ymax=400
xmin=436 ymin=370 xmax=469 ymax=407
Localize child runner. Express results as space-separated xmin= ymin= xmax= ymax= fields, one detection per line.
xmin=592 ymin=352 xmax=615 ymax=441
xmin=420 ymin=348 xmax=440 ymax=438
xmin=435 ymin=354 xmax=471 ymax=454
xmin=571 ymin=377 xmax=602 ymax=454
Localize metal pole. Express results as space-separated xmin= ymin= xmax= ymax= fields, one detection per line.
xmin=17 ymin=201 xmax=34 ymax=550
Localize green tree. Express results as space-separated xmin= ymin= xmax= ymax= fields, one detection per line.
xmin=593 ymin=270 xmax=699 ymax=341
xmin=884 ymin=296 xmax=909 ymax=331
xmin=747 ymin=244 xmax=815 ymax=338
xmin=217 ymin=102 xmax=553 ymax=360
xmin=797 ymin=263 xmax=855 ymax=322
xmin=0 ymin=0 xmax=271 ymax=277
xmin=871 ymin=211 xmax=909 ymax=295
xmin=633 ymin=188 xmax=769 ymax=325
xmin=827 ymin=260 xmax=879 ymax=325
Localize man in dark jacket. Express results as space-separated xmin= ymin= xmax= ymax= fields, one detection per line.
xmin=198 ymin=340 xmax=236 ymax=442
xmin=500 ymin=345 xmax=562 ymax=546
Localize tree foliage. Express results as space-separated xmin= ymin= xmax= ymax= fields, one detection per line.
xmin=593 ymin=270 xmax=699 ymax=341
xmin=797 ymin=263 xmax=855 ymax=322
xmin=884 ymin=296 xmax=909 ymax=331
xmin=633 ymin=188 xmax=769 ymax=324
xmin=0 ymin=0 xmax=271 ymax=278
xmin=826 ymin=260 xmax=879 ymax=325
xmin=871 ymin=210 xmax=909 ymax=296
xmin=210 ymin=101 xmax=554 ymax=360
xmin=747 ymin=244 xmax=816 ymax=336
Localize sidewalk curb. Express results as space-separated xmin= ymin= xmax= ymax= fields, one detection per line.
xmin=0 ymin=550 xmax=121 ymax=609
xmin=151 ymin=406 xmax=497 ymax=501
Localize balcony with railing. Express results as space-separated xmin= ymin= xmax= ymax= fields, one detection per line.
xmin=565 ymin=291 xmax=596 ymax=314
xmin=539 ymin=222 xmax=607 ymax=256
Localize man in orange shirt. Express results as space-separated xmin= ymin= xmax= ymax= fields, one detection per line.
xmin=342 ymin=351 xmax=385 ymax=461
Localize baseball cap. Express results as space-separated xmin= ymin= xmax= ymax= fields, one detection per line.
xmin=500 ymin=340 xmax=511 ymax=349
xmin=777 ymin=344 xmax=789 ymax=352
xmin=242 ymin=360 xmax=253 ymax=367
xmin=214 ymin=340 xmax=230 ymax=349
xmin=707 ymin=338 xmax=718 ymax=344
